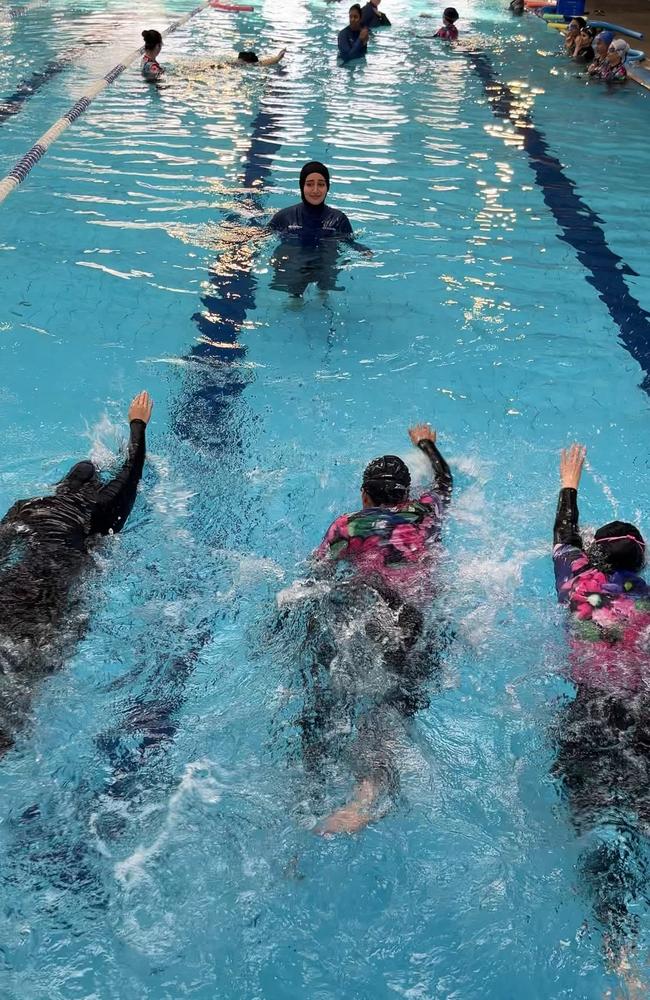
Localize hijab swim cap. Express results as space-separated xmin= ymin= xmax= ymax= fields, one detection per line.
xmin=595 ymin=29 xmax=614 ymax=46
xmin=362 ymin=455 xmax=411 ymax=505
xmin=55 ymin=460 xmax=100 ymax=494
xmin=443 ymin=7 xmax=459 ymax=21
xmin=609 ymin=38 xmax=630 ymax=59
xmin=299 ymin=161 xmax=330 ymax=200
xmin=590 ymin=520 xmax=646 ymax=573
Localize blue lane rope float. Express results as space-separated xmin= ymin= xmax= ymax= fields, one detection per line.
xmin=0 ymin=1 xmax=254 ymax=205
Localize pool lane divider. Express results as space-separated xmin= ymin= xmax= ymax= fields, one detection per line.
xmin=0 ymin=1 xmax=254 ymax=206
xmin=466 ymin=50 xmax=650 ymax=390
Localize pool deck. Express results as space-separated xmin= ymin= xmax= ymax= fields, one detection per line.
xmin=586 ymin=0 xmax=650 ymax=41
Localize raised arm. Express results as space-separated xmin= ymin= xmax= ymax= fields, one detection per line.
xmin=90 ymin=391 xmax=154 ymax=536
xmin=554 ymin=443 xmax=585 ymax=547
xmin=408 ymin=423 xmax=452 ymax=503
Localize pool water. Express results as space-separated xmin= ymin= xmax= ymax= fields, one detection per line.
xmin=1 ymin=0 xmax=650 ymax=996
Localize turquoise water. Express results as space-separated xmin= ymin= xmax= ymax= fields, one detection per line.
xmin=1 ymin=0 xmax=650 ymax=996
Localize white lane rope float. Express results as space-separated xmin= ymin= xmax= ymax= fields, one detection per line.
xmin=0 ymin=1 xmax=253 ymax=206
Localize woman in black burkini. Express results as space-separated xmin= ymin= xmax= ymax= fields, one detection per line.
xmin=268 ymin=160 xmax=370 ymax=297
xmin=0 ymin=391 xmax=153 ymax=753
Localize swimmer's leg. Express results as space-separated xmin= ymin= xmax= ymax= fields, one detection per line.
xmin=315 ymin=704 xmax=400 ymax=836
xmin=315 ymin=776 xmax=383 ymax=835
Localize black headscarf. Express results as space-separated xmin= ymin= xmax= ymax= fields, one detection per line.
xmin=299 ymin=161 xmax=330 ymax=203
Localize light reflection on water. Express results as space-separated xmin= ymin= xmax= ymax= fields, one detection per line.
xmin=0 ymin=0 xmax=649 ymax=996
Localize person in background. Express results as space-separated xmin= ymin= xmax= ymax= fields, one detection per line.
xmin=433 ymin=7 xmax=459 ymax=40
xmin=338 ymin=4 xmax=369 ymax=62
xmin=0 ymin=392 xmax=154 ymax=754
xmin=597 ymin=38 xmax=629 ymax=81
xmin=311 ymin=423 xmax=453 ymax=835
xmin=572 ymin=24 xmax=595 ymax=63
xmin=551 ymin=443 xmax=650 ymax=992
xmin=587 ymin=29 xmax=614 ymax=75
xmin=360 ymin=0 xmax=391 ymax=29
xmin=509 ymin=0 xmax=524 ymax=15
xmin=233 ymin=48 xmax=286 ymax=66
xmin=564 ymin=16 xmax=586 ymax=54
xmin=141 ymin=29 xmax=164 ymax=81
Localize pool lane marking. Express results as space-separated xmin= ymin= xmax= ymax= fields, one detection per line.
xmin=466 ymin=50 xmax=650 ymax=388
xmin=0 ymin=2 xmax=250 ymax=205
xmin=102 ymin=86 xmax=286 ymax=767
xmin=173 ymin=79 xmax=284 ymax=448
xmin=8 ymin=0 xmax=49 ymax=18
xmin=0 ymin=45 xmax=106 ymax=127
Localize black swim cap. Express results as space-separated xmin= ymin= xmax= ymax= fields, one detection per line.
xmin=590 ymin=520 xmax=646 ymax=573
xmin=299 ymin=161 xmax=330 ymax=199
xmin=142 ymin=29 xmax=163 ymax=49
xmin=238 ymin=50 xmax=259 ymax=63
xmin=362 ymin=455 xmax=411 ymax=505
xmin=56 ymin=460 xmax=100 ymax=494
xmin=443 ymin=7 xmax=459 ymax=21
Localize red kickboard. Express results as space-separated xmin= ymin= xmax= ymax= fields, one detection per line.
xmin=209 ymin=2 xmax=254 ymax=10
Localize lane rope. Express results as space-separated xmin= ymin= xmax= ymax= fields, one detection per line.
xmin=0 ymin=2 xmax=253 ymax=206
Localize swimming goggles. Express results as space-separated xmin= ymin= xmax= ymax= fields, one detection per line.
xmin=593 ymin=534 xmax=646 ymax=549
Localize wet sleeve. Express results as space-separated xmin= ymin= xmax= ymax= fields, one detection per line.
xmin=90 ymin=420 xmax=146 ymax=536
xmin=314 ymin=515 xmax=350 ymax=561
xmin=552 ymin=488 xmax=589 ymax=602
xmin=338 ymin=29 xmax=365 ymax=62
xmin=417 ymin=439 xmax=452 ymax=504
xmin=553 ymin=487 xmax=581 ymax=547
xmin=377 ymin=11 xmax=391 ymax=24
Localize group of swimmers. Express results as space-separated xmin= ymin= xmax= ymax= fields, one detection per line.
xmin=508 ymin=5 xmax=632 ymax=83
xmin=3 ymin=2 xmax=650 ymax=982
xmin=563 ymin=16 xmax=630 ymax=82
xmin=140 ymin=27 xmax=285 ymax=81
xmin=141 ymin=2 xmax=460 ymax=78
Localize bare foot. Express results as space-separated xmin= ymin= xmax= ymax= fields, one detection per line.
xmin=315 ymin=802 xmax=373 ymax=836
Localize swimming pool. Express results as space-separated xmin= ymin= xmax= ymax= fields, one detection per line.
xmin=1 ymin=0 xmax=650 ymax=995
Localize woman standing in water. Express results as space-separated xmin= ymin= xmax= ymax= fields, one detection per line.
xmin=141 ymin=29 xmax=164 ymax=81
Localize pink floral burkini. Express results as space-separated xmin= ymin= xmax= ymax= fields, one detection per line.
xmin=554 ymin=543 xmax=650 ymax=693
xmin=316 ymin=491 xmax=444 ymax=599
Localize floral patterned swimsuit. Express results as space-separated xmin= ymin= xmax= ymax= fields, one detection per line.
xmin=142 ymin=56 xmax=164 ymax=81
xmin=554 ymin=488 xmax=650 ymax=693
xmin=597 ymin=61 xmax=627 ymax=82
xmin=316 ymin=440 xmax=452 ymax=602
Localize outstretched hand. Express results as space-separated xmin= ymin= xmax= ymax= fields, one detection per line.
xmin=408 ymin=423 xmax=436 ymax=447
xmin=128 ymin=390 xmax=154 ymax=425
xmin=559 ymin=443 xmax=585 ymax=490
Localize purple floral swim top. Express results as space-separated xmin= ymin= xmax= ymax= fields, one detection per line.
xmin=554 ymin=543 xmax=650 ymax=693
